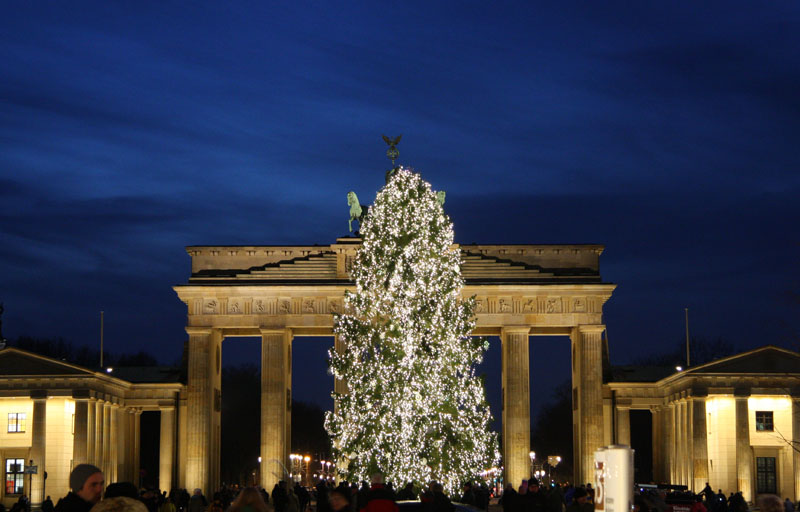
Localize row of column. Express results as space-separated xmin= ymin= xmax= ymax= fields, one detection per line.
xmin=617 ymin=393 xmax=800 ymax=502
xmin=502 ymin=325 xmax=605 ymax=488
xmin=185 ymin=327 xmax=291 ymax=496
xmin=23 ymin=394 xmax=142 ymax=508
xmin=184 ymin=324 xmax=607 ymax=494
xmin=71 ymin=398 xmax=143 ymax=484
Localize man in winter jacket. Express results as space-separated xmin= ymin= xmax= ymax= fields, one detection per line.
xmin=54 ymin=465 xmax=104 ymax=512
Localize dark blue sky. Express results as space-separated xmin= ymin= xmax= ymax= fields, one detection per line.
xmin=2 ymin=2 xmax=799 ymax=418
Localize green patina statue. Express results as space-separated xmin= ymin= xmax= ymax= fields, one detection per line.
xmin=347 ymin=191 xmax=368 ymax=233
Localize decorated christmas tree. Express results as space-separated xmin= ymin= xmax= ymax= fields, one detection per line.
xmin=325 ymin=168 xmax=499 ymax=494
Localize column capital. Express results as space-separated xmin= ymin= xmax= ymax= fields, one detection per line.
xmin=186 ymin=326 xmax=214 ymax=336
xmin=578 ymin=324 xmax=606 ymax=335
xmin=690 ymin=388 xmax=708 ymax=399
xmin=501 ymin=326 xmax=531 ymax=336
xmin=29 ymin=390 xmax=48 ymax=400
xmin=260 ymin=328 xmax=290 ymax=336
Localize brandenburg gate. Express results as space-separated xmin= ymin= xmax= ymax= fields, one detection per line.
xmin=173 ymin=238 xmax=615 ymax=493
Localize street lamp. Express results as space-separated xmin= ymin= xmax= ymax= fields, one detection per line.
xmin=547 ymin=455 xmax=561 ymax=483
xmin=529 ymin=452 xmax=535 ymax=479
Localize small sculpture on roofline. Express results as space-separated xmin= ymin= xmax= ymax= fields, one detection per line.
xmin=347 ymin=191 xmax=369 ymax=233
xmin=383 ymin=134 xmax=402 ymax=183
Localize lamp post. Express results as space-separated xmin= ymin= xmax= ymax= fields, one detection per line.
xmin=547 ymin=455 xmax=561 ymax=483
xmin=529 ymin=452 xmax=535 ymax=480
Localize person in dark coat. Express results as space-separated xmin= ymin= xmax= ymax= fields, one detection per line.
xmin=42 ymin=496 xmax=54 ymax=512
xmin=397 ymin=484 xmax=416 ymax=502
xmin=54 ymin=464 xmax=105 ymax=512
xmin=272 ymin=482 xmax=289 ymax=512
xmin=317 ymin=481 xmax=332 ymax=512
xmin=359 ymin=474 xmax=398 ymax=512
xmin=565 ymin=488 xmax=592 ymax=512
xmin=500 ymin=483 xmax=518 ymax=512
xmin=430 ymin=483 xmax=454 ymax=512
xmin=459 ymin=484 xmax=476 ymax=507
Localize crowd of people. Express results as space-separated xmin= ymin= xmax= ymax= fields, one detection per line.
xmin=19 ymin=465 xmax=800 ymax=512
xmin=39 ymin=465 xmax=491 ymax=512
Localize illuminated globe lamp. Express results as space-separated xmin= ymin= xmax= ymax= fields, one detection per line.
xmin=529 ymin=451 xmax=535 ymax=478
xmin=547 ymin=455 xmax=562 ymax=483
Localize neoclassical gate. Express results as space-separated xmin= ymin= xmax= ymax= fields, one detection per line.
xmin=173 ymin=238 xmax=615 ymax=493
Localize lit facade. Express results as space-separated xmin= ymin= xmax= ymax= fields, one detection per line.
xmin=608 ymin=346 xmax=800 ymax=502
xmin=0 ymin=349 xmax=182 ymax=508
xmin=174 ymin=239 xmax=616 ymax=493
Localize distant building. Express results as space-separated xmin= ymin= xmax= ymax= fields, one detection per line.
xmin=0 ymin=348 xmax=182 ymax=508
xmin=607 ymin=345 xmax=800 ymax=501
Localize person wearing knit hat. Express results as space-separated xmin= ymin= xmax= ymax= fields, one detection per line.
xmin=55 ymin=464 xmax=104 ymax=512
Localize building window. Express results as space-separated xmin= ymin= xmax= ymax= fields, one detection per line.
xmin=755 ymin=411 xmax=774 ymax=431
xmin=7 ymin=413 xmax=26 ymax=433
xmin=756 ymin=456 xmax=777 ymax=494
xmin=5 ymin=458 xmax=24 ymax=495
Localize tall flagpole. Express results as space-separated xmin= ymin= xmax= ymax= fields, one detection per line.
xmin=100 ymin=311 xmax=104 ymax=368
xmin=684 ymin=307 xmax=690 ymax=367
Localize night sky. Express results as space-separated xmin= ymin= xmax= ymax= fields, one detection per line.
xmin=2 ymin=2 xmax=799 ymax=421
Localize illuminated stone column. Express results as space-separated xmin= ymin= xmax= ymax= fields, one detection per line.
xmin=501 ymin=326 xmax=530 ymax=488
xmin=116 ymin=407 xmax=128 ymax=481
xmin=134 ymin=410 xmax=142 ymax=487
xmin=651 ymin=407 xmax=662 ymax=482
xmin=615 ymin=405 xmax=631 ymax=445
xmin=185 ymin=327 xmax=219 ymax=495
xmin=680 ymin=399 xmax=689 ymax=485
xmin=792 ymin=397 xmax=800 ymax=502
xmin=94 ymin=400 xmax=104 ymax=468
xmin=86 ymin=398 xmax=96 ymax=465
xmin=692 ymin=395 xmax=708 ymax=491
xmin=126 ymin=410 xmax=136 ymax=484
xmin=261 ymin=329 xmax=291 ymax=492
xmin=159 ymin=406 xmax=176 ymax=493
xmin=665 ymin=403 xmax=675 ymax=483
xmin=735 ymin=394 xmax=753 ymax=501
xmin=73 ymin=398 xmax=89 ymax=466
xmin=30 ymin=393 xmax=47 ymax=508
xmin=672 ymin=400 xmax=683 ymax=485
xmin=109 ymin=404 xmax=119 ymax=482
xmin=571 ymin=325 xmax=605 ymax=485
xmin=102 ymin=402 xmax=112 ymax=477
